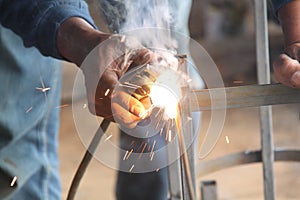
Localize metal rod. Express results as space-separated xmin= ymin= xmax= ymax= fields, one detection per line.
xmin=254 ymin=1 xmax=275 ymax=199
xmin=67 ymin=119 xmax=110 ymax=200
xmin=197 ymin=149 xmax=300 ymax=176
xmin=190 ymin=83 xmax=300 ymax=111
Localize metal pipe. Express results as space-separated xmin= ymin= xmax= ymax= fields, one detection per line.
xmin=254 ymin=0 xmax=275 ymax=199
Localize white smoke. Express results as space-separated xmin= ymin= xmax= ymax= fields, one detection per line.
xmin=119 ymin=0 xmax=178 ymax=53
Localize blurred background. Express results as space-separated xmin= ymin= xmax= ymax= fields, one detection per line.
xmin=58 ymin=0 xmax=300 ymax=199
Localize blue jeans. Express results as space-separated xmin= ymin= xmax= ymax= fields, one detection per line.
xmin=0 ymin=26 xmax=62 ymax=200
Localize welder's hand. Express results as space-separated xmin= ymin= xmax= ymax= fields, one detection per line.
xmin=273 ymin=43 xmax=300 ymax=88
xmin=81 ymin=34 xmax=154 ymax=127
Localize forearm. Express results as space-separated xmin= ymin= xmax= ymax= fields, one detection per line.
xmin=278 ymin=0 xmax=300 ymax=47
xmin=57 ymin=17 xmax=110 ymax=66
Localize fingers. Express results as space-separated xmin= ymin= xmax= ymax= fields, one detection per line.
xmin=273 ymin=53 xmax=300 ymax=87
xmin=112 ymin=91 xmax=150 ymax=128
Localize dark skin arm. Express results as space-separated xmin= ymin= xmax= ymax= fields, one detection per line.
xmin=273 ymin=0 xmax=300 ymax=88
xmin=56 ymin=17 xmax=153 ymax=128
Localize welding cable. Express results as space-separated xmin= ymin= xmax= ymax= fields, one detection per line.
xmin=67 ymin=119 xmax=110 ymax=200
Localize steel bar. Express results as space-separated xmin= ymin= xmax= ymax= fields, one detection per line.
xmin=254 ymin=0 xmax=275 ymax=199
xmin=190 ymin=83 xmax=300 ymax=111
xmin=197 ymin=149 xmax=300 ymax=176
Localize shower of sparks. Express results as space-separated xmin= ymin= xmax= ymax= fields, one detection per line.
xmin=139 ymin=143 xmax=148 ymax=159
xmin=55 ymin=104 xmax=69 ymax=109
xmin=10 ymin=176 xmax=17 ymax=187
xmin=83 ymin=104 xmax=87 ymax=109
xmin=105 ymin=134 xmax=113 ymax=141
xmin=126 ymin=149 xmax=134 ymax=160
xmin=26 ymin=106 xmax=33 ymax=113
xmin=225 ymin=136 xmax=230 ymax=144
xmin=104 ymin=89 xmax=110 ymax=96
xmin=129 ymin=164 xmax=135 ymax=172
xmin=123 ymin=151 xmax=129 ymax=160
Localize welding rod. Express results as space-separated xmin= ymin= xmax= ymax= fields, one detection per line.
xmin=190 ymin=83 xmax=300 ymax=111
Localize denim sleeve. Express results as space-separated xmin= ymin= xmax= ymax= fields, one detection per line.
xmin=271 ymin=0 xmax=294 ymax=15
xmin=0 ymin=0 xmax=96 ymax=59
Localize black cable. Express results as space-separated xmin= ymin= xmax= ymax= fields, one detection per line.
xmin=67 ymin=119 xmax=111 ymax=200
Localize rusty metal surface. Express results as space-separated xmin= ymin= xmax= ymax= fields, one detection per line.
xmin=190 ymin=83 xmax=300 ymax=111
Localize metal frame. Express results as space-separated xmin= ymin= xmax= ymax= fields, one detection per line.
xmin=199 ymin=1 xmax=300 ymax=199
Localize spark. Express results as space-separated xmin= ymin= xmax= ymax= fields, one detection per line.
xmin=165 ymin=120 xmax=171 ymax=141
xmin=150 ymin=152 xmax=154 ymax=161
xmin=137 ymin=142 xmax=145 ymax=151
xmin=226 ymin=136 xmax=230 ymax=144
xmin=126 ymin=149 xmax=134 ymax=160
xmin=121 ymin=35 xmax=126 ymax=43
xmin=105 ymin=134 xmax=113 ymax=141
xmin=168 ymin=130 xmax=172 ymax=142
xmin=124 ymin=81 xmax=141 ymax=88
xmin=139 ymin=143 xmax=148 ymax=159
xmin=123 ymin=151 xmax=129 ymax=160
xmin=159 ymin=128 xmax=164 ymax=136
xmin=55 ymin=104 xmax=69 ymax=109
xmin=104 ymin=89 xmax=110 ymax=96
xmin=150 ymin=140 xmax=156 ymax=156
xmin=26 ymin=106 xmax=33 ymax=113
xmin=36 ymin=75 xmax=50 ymax=101
xmin=129 ymin=141 xmax=135 ymax=147
xmin=10 ymin=176 xmax=17 ymax=187
xmin=129 ymin=164 xmax=134 ymax=172
xmin=36 ymin=87 xmax=51 ymax=93
xmin=233 ymin=80 xmax=243 ymax=84
xmin=83 ymin=104 xmax=87 ymax=109
xmin=119 ymin=84 xmax=139 ymax=90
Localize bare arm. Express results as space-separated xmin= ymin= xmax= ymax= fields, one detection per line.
xmin=273 ymin=0 xmax=300 ymax=88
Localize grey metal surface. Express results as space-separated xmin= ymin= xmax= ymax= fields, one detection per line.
xmin=190 ymin=83 xmax=300 ymax=111
xmin=197 ymin=149 xmax=300 ymax=176
xmin=200 ymin=180 xmax=218 ymax=200
xmin=167 ymin=124 xmax=183 ymax=200
xmin=178 ymin=86 xmax=196 ymax=200
xmin=254 ymin=0 xmax=275 ymax=200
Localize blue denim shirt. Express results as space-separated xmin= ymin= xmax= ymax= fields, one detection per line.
xmin=0 ymin=0 xmax=95 ymax=59
xmin=272 ymin=0 xmax=294 ymax=15
xmin=0 ymin=1 xmax=96 ymax=199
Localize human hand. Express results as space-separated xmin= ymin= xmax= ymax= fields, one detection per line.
xmin=273 ymin=43 xmax=300 ymax=88
xmin=81 ymin=34 xmax=154 ymax=128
